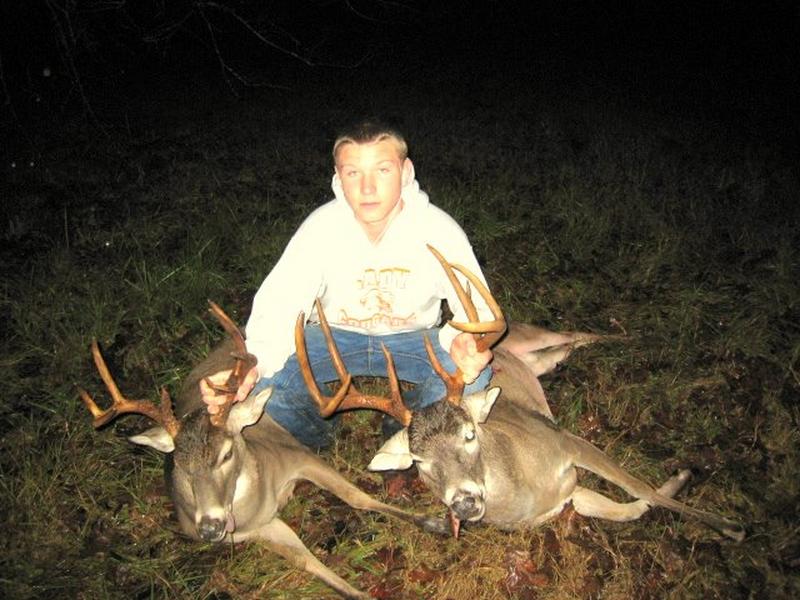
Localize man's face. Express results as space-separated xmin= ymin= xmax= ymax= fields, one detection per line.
xmin=335 ymin=139 xmax=411 ymax=238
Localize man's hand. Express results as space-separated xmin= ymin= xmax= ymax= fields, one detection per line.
xmin=200 ymin=366 xmax=259 ymax=415
xmin=449 ymin=333 xmax=492 ymax=384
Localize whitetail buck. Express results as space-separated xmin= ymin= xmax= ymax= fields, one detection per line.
xmin=79 ymin=302 xmax=446 ymax=600
xmin=298 ymin=246 xmax=746 ymax=542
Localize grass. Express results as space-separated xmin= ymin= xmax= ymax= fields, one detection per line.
xmin=1 ymin=67 xmax=798 ymax=599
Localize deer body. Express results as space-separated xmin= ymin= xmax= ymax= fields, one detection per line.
xmin=459 ymin=393 xmax=573 ymax=528
xmin=371 ymin=331 xmax=745 ymax=541
xmin=362 ymin=246 xmax=745 ymax=542
xmin=82 ymin=308 xmax=445 ymax=600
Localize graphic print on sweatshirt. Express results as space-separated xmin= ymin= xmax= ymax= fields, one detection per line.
xmin=338 ymin=267 xmax=417 ymax=329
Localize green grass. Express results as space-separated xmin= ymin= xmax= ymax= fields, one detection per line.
xmin=1 ymin=73 xmax=798 ymax=599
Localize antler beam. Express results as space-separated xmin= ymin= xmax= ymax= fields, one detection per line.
xmin=427 ymin=244 xmax=506 ymax=352
xmin=426 ymin=245 xmax=507 ymax=404
xmin=79 ymin=340 xmax=181 ymax=438
xmin=295 ymin=299 xmax=412 ymax=427
xmin=205 ymin=301 xmax=257 ymax=428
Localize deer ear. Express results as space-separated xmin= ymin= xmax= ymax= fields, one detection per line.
xmin=463 ymin=387 xmax=501 ymax=424
xmin=227 ymin=387 xmax=272 ymax=431
xmin=129 ymin=426 xmax=175 ymax=453
xmin=368 ymin=429 xmax=414 ymax=471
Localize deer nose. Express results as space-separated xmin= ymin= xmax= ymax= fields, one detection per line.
xmin=198 ymin=516 xmax=226 ymax=542
xmin=451 ymin=492 xmax=483 ymax=521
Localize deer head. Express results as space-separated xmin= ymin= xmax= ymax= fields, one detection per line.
xmin=79 ymin=301 xmax=263 ymax=541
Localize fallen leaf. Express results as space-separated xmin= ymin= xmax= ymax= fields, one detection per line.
xmin=503 ymin=547 xmax=550 ymax=597
xmin=407 ymin=564 xmax=440 ymax=584
xmin=580 ymin=574 xmax=603 ymax=599
xmin=385 ymin=473 xmax=412 ymax=499
xmin=374 ymin=546 xmax=405 ymax=572
xmin=355 ymin=476 xmax=382 ymax=495
xmin=367 ymin=576 xmax=405 ymax=599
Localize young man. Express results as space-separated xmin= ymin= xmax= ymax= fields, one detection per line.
xmin=203 ymin=119 xmax=494 ymax=448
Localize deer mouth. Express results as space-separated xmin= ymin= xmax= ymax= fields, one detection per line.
xmin=450 ymin=492 xmax=485 ymax=522
xmin=197 ymin=510 xmax=235 ymax=542
xmin=447 ymin=492 xmax=485 ymax=538
xmin=444 ymin=479 xmax=486 ymax=523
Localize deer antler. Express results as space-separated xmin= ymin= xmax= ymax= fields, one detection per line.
xmin=426 ymin=244 xmax=507 ymax=404
xmin=80 ymin=302 xmax=256 ymax=436
xmin=79 ymin=340 xmax=181 ymax=438
xmin=427 ymin=244 xmax=506 ymax=351
xmin=205 ymin=301 xmax=258 ymax=428
xmin=422 ymin=334 xmax=466 ymax=405
xmin=295 ymin=299 xmax=412 ymax=427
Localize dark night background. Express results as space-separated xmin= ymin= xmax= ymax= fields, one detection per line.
xmin=1 ymin=2 xmax=799 ymax=599
xmin=2 ymin=2 xmax=798 ymax=151
xmin=2 ymin=1 xmax=798 ymax=277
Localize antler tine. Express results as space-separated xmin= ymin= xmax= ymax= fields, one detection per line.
xmin=426 ymin=244 xmax=506 ymax=352
xmin=295 ymin=300 xmax=412 ymax=427
xmin=295 ymin=306 xmax=353 ymax=418
xmin=334 ymin=342 xmax=413 ymax=426
xmin=208 ymin=301 xmax=248 ymax=357
xmin=423 ymin=334 xmax=464 ymax=405
xmin=314 ymin=298 xmax=351 ymax=383
xmin=80 ymin=340 xmax=180 ymax=437
xmin=375 ymin=342 xmax=412 ymax=426
xmin=329 ymin=342 xmax=413 ymax=426
xmin=448 ymin=264 xmax=506 ymax=351
xmin=206 ymin=301 xmax=257 ymax=428
xmin=428 ymin=244 xmax=478 ymax=321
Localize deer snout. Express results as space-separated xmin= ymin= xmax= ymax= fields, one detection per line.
xmin=198 ymin=515 xmax=227 ymax=542
xmin=447 ymin=482 xmax=486 ymax=522
xmin=451 ymin=491 xmax=485 ymax=521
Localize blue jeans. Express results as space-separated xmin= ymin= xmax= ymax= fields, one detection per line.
xmin=253 ymin=325 xmax=492 ymax=448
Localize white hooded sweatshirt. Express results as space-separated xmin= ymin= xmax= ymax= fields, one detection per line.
xmin=245 ymin=170 xmax=493 ymax=379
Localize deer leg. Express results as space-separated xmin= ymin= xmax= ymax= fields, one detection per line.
xmin=571 ymin=470 xmax=691 ymax=521
xmin=297 ymin=460 xmax=449 ymax=535
xmin=571 ymin=435 xmax=746 ymax=540
xmin=503 ymin=322 xmax=603 ymax=356
xmin=517 ymin=343 xmax=581 ymax=377
xmin=256 ymin=517 xmax=370 ymax=600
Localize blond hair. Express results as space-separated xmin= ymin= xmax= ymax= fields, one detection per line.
xmin=333 ymin=119 xmax=408 ymax=163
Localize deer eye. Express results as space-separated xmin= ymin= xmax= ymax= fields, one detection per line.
xmin=464 ymin=429 xmax=476 ymax=442
xmin=221 ymin=447 xmax=233 ymax=463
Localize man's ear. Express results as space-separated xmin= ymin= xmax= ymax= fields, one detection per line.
xmin=402 ymin=158 xmax=414 ymax=186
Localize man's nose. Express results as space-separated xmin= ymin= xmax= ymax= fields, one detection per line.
xmin=361 ymin=174 xmax=375 ymax=195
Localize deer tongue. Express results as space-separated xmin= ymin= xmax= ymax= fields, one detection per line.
xmin=225 ymin=512 xmax=236 ymax=533
xmin=448 ymin=509 xmax=461 ymax=538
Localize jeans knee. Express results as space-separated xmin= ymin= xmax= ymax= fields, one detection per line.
xmin=259 ymin=384 xmax=334 ymax=447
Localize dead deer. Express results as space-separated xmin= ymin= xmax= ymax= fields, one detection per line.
xmin=298 ymin=246 xmax=746 ymax=542
xmin=79 ymin=302 xmax=446 ymax=600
